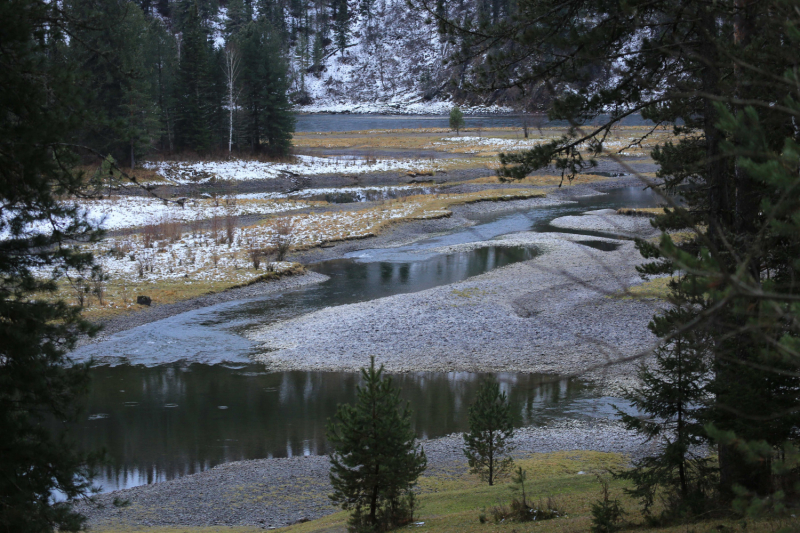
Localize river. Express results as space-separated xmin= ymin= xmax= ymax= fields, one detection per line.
xmin=70 ymin=184 xmax=658 ymax=492
xmin=295 ymin=113 xmax=652 ymax=133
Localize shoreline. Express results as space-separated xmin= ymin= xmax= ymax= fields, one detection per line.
xmin=70 ymin=174 xmax=668 ymax=529
xmin=75 ymin=418 xmax=651 ymax=530
xmin=78 ymin=174 xmax=655 ymax=351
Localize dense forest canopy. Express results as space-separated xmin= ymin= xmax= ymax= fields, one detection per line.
xmin=423 ymin=0 xmax=800 ymax=519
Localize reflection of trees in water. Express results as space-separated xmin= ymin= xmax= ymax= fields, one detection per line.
xmin=78 ymin=365 xmax=589 ymax=490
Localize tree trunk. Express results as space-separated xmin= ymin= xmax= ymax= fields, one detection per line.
xmin=370 ymin=464 xmax=380 ymax=524
xmin=488 ymin=434 xmax=494 ymax=486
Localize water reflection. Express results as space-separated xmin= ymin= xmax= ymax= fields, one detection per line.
xmin=295 ymin=113 xmax=652 ymax=133
xmin=70 ymin=186 xmax=657 ymax=491
xmin=79 ymin=365 xmax=622 ymax=492
xmin=298 ymin=186 xmax=438 ymax=203
xmin=70 ymin=246 xmax=538 ymax=366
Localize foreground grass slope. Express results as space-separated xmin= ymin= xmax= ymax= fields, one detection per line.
xmin=92 ymin=451 xmax=792 ymax=533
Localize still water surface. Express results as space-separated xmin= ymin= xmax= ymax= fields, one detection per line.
xmin=84 ymin=367 xmax=622 ymax=490
xmin=75 ymin=186 xmax=658 ymax=491
xmin=295 ymin=113 xmax=652 ymax=133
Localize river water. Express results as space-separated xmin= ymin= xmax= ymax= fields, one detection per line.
xmin=71 ymin=184 xmax=658 ymax=492
xmin=295 ymin=113 xmax=652 ymax=133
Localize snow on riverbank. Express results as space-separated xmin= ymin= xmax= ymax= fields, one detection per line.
xmin=146 ymin=155 xmax=453 ymax=184
xmin=79 ymin=195 xmax=309 ymax=232
xmin=433 ymin=136 xmax=545 ymax=153
xmin=295 ymin=101 xmax=515 ymax=115
xmin=51 ymin=200 xmax=428 ymax=287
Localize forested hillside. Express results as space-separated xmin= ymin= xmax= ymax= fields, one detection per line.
xmin=59 ymin=0 xmax=551 ymax=163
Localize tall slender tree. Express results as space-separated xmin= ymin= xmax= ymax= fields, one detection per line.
xmin=1 ymin=1 xmax=103 ymax=530
xmin=239 ymin=18 xmax=295 ymax=155
xmin=222 ymin=43 xmax=243 ymax=153
xmin=173 ymin=1 xmax=216 ymax=152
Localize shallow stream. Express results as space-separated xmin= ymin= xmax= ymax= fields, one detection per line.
xmin=72 ymin=186 xmax=659 ymax=492
xmin=295 ymin=113 xmax=652 ymax=132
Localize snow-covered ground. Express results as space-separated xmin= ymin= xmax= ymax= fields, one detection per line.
xmin=295 ymin=101 xmax=515 ymax=115
xmin=79 ymin=196 xmax=309 ymax=232
xmin=433 ymin=136 xmax=546 ymax=152
xmin=76 ymin=185 xmax=430 ymax=232
xmin=69 ymin=200 xmax=428 ymax=285
xmin=146 ymin=155 xmax=452 ymax=184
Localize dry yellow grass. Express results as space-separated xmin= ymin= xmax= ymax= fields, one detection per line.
xmin=616 ymin=207 xmax=667 ymax=217
xmin=92 ymin=526 xmax=264 ymax=533
xmin=276 ymin=449 xmax=791 ymax=533
xmin=43 ymin=264 xmax=305 ymax=321
xmin=73 ymin=164 xmax=171 ymax=186
xmin=614 ymin=276 xmax=673 ymax=300
xmin=294 ymin=125 xmax=678 ymax=155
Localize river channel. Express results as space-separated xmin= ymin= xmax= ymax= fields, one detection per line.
xmin=70 ymin=184 xmax=658 ymax=492
xmin=294 ymin=113 xmax=652 ymax=132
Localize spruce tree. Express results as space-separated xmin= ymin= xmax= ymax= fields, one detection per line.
xmin=327 ymin=357 xmax=427 ymax=531
xmin=449 ymin=106 xmax=465 ymax=135
xmin=225 ymin=0 xmax=252 ymax=38
xmin=173 ymin=1 xmax=216 ymax=152
xmin=331 ymin=0 xmax=349 ymax=54
xmin=65 ymin=0 xmax=157 ymax=166
xmin=144 ymin=17 xmax=179 ymax=153
xmin=424 ymin=0 xmax=800 ymax=511
xmin=1 ymin=1 xmax=102 ymax=530
xmin=463 ymin=379 xmax=515 ymax=485
xmin=239 ymin=18 xmax=295 ymax=155
xmin=615 ymin=303 xmax=716 ymax=519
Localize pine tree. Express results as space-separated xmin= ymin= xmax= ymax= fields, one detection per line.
xmin=331 ymin=0 xmax=349 ymax=54
xmin=449 ymin=106 xmax=465 ymax=135
xmin=1 ymin=1 xmax=103 ymax=530
xmin=425 ymin=0 xmax=800 ymax=510
xmin=327 ymin=357 xmax=427 ymax=531
xmin=225 ymin=0 xmax=252 ymax=38
xmin=173 ymin=1 xmax=217 ymax=152
xmin=174 ymin=0 xmax=227 ymax=153
xmin=144 ymin=17 xmax=179 ymax=153
xmin=311 ymin=30 xmax=325 ymax=75
xmin=239 ymin=18 xmax=295 ymax=155
xmin=65 ymin=0 xmax=158 ymax=166
xmin=463 ymin=379 xmax=515 ymax=485
xmin=615 ymin=303 xmax=716 ymax=519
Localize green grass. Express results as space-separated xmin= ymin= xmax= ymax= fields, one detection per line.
xmin=278 ymin=449 xmax=793 ymax=533
xmin=91 ymin=450 xmax=795 ymax=533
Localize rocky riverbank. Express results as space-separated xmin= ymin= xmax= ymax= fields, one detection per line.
xmin=75 ymin=418 xmax=651 ymax=530
xmin=72 ymin=173 xmax=669 ymax=530
xmin=249 ymin=230 xmax=662 ymax=393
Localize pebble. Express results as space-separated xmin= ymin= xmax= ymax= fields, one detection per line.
xmin=75 ymin=419 xmax=652 ymax=529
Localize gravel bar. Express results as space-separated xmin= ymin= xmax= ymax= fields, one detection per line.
xmin=76 ymin=419 xmax=651 ymax=530
xmin=249 ymin=229 xmax=662 ymax=391
xmin=77 ymin=272 xmax=330 ymax=347
xmin=73 ymin=174 xmax=668 ymax=529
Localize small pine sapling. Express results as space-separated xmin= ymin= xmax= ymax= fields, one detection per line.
xmin=449 ymin=106 xmax=465 ymax=135
xmin=590 ymin=476 xmax=625 ymax=533
xmin=463 ymin=379 xmax=515 ymax=485
xmin=327 ymin=357 xmax=427 ymax=532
